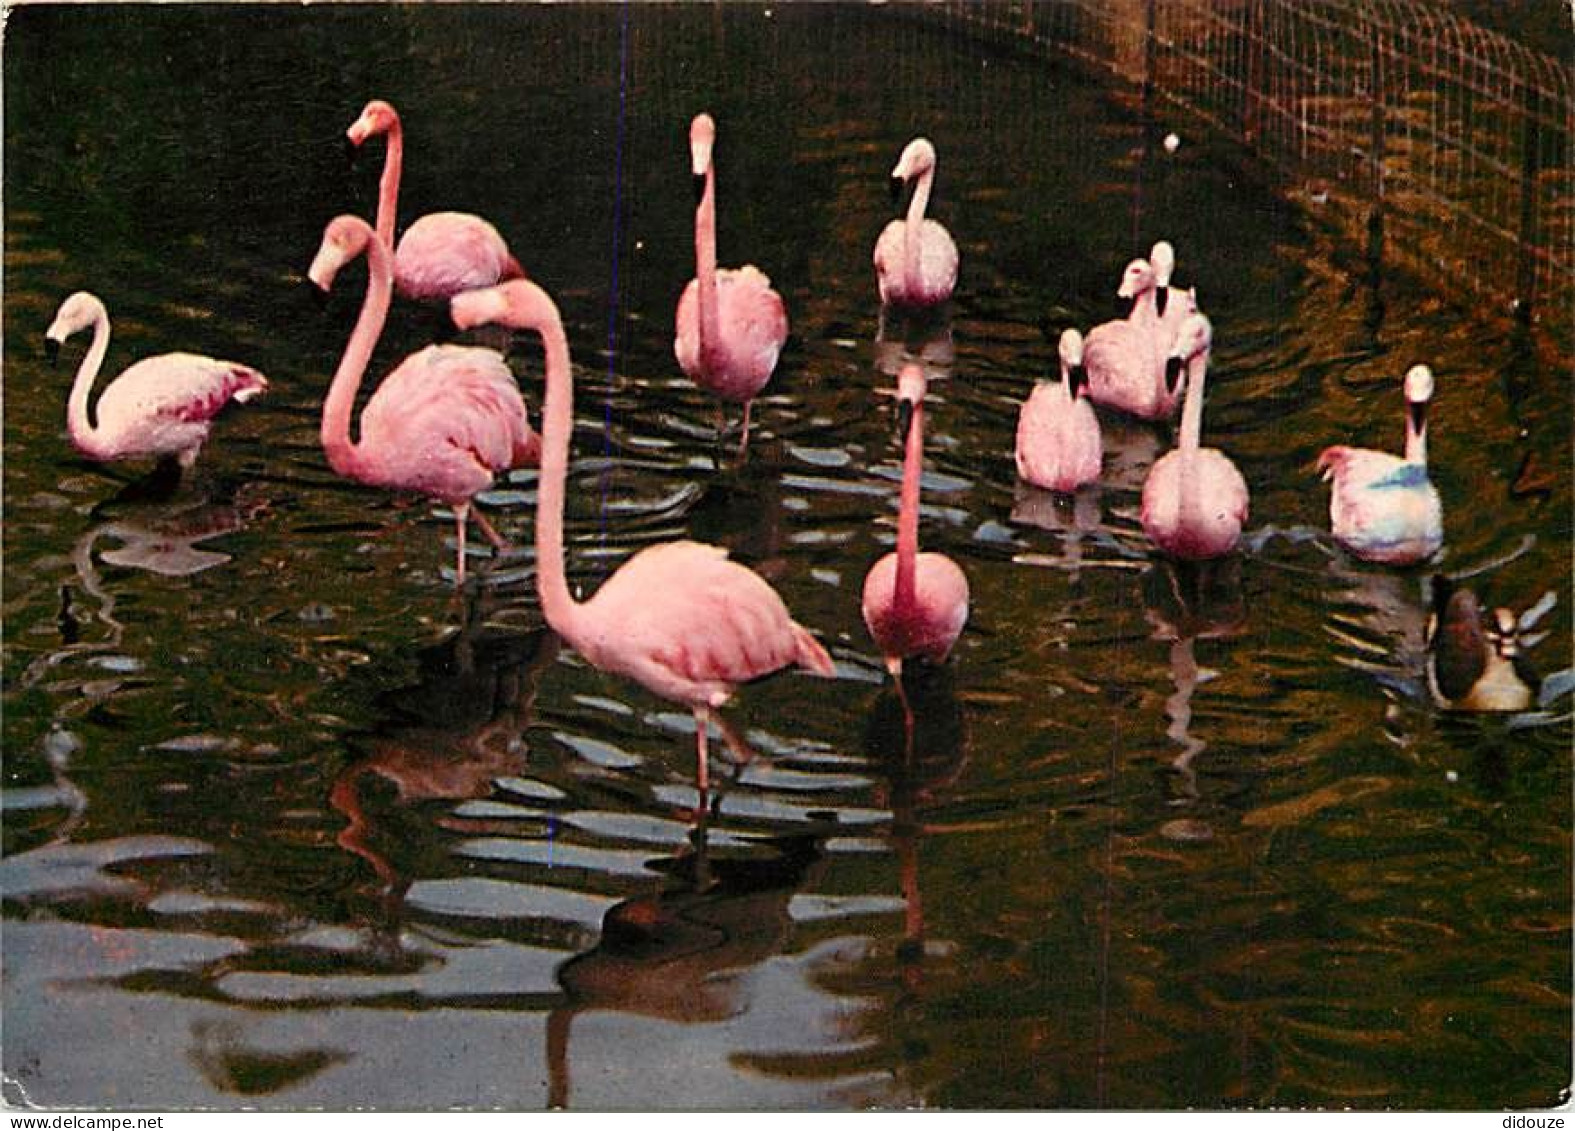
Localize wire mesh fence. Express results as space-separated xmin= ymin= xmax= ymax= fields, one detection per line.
xmin=912 ymin=0 xmax=1572 ymax=346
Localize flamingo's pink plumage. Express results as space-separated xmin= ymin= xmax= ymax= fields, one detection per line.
xmin=862 ymin=363 xmax=970 ymax=678
xmin=1317 ymin=364 xmax=1443 ymax=565
xmin=46 ymin=291 xmax=267 ymax=470
xmin=1140 ymin=314 xmax=1249 ymax=560
xmin=873 ymin=138 xmax=958 ymax=309
xmin=453 ymin=279 xmax=833 ymax=800
xmin=674 ymin=112 xmax=788 ymax=459
xmin=1015 ymin=328 xmax=1102 ymax=494
xmin=309 ymin=215 xmax=538 ymax=586
xmin=346 ymin=99 xmax=523 ymax=304
xmin=1083 ymin=243 xmax=1197 ymax=421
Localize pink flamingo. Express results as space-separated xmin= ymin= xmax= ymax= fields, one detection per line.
xmin=1015 ymin=328 xmax=1102 ymax=493
xmin=861 ymin=363 xmax=970 ymax=679
xmin=874 ymin=138 xmax=959 ymax=309
xmin=45 ymin=291 xmax=267 ymax=472
xmin=1141 ymin=314 xmax=1249 ymax=560
xmin=452 ymin=279 xmax=835 ymax=801
xmin=308 ymin=215 xmax=539 ymax=586
xmin=674 ymin=112 xmax=789 ymax=459
xmin=346 ymin=99 xmax=524 ymax=303
xmin=1316 ymin=364 xmax=1443 ymax=565
xmin=1083 ymin=245 xmax=1196 ymax=421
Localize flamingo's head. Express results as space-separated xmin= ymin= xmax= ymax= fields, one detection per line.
xmin=1164 ymin=312 xmax=1213 ymax=394
xmin=1058 ymin=328 xmax=1088 ymax=399
xmin=891 ymin=137 xmax=938 ymax=184
xmin=452 ymin=279 xmax=559 ymax=336
xmin=895 ymin=361 xmax=928 ymax=442
xmin=347 ymin=99 xmax=399 ymax=147
xmin=1116 ymin=257 xmax=1156 ymax=301
xmin=690 ymin=112 xmax=716 ymax=187
xmin=1150 ymin=240 xmax=1176 ymax=315
xmin=308 ymin=215 xmax=375 ymax=293
xmin=45 ymin=291 xmax=106 ymax=356
xmin=1404 ymin=363 xmax=1435 ymax=437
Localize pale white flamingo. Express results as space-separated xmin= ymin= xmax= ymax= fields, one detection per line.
xmin=308 ymin=215 xmax=538 ymax=586
xmin=451 ymin=279 xmax=835 ymax=801
xmin=861 ymin=363 xmax=970 ymax=679
xmin=45 ymin=292 xmax=266 ymax=472
xmin=1140 ymin=314 xmax=1249 ymax=560
xmin=346 ymin=99 xmax=523 ymax=303
xmin=674 ymin=112 xmax=789 ymax=459
xmin=1015 ymin=328 xmax=1102 ymax=493
xmin=1317 ymin=364 xmax=1443 ymax=565
xmin=874 ymin=137 xmax=958 ymax=309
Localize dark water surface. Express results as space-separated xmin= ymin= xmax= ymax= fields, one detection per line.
xmin=3 ymin=4 xmax=1570 ymax=1111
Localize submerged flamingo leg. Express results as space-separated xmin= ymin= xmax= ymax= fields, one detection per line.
xmin=453 ymin=503 xmax=470 ymax=587
xmin=693 ymin=705 xmax=712 ymax=805
xmin=737 ymin=400 xmax=754 ymax=462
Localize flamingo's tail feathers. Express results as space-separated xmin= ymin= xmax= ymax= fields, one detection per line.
xmin=231 ymin=366 xmax=269 ymax=403
xmin=501 ymin=253 xmax=527 ymax=282
xmin=1315 ymin=445 xmax=1347 ymax=480
xmin=792 ymin=623 xmax=837 ymax=679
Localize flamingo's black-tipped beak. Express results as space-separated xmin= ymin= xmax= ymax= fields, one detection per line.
xmin=344 ymin=135 xmax=360 ymax=167
xmin=1068 ymin=363 xmax=1088 ymax=400
xmin=1155 ymin=284 xmax=1170 ymax=318
xmin=1116 ymin=293 xmax=1136 ymax=319
xmin=44 ymin=336 xmax=60 ymax=365
xmin=1407 ymin=400 xmax=1427 ymax=436
xmin=896 ymin=397 xmax=915 ymax=444
xmin=307 ymin=279 xmax=330 ymax=310
xmin=889 ymin=176 xmax=905 ymax=208
xmin=1164 ymin=354 xmax=1185 ymax=394
xmin=692 ymin=173 xmax=706 ymax=206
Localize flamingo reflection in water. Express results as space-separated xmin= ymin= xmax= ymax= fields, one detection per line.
xmin=545 ymin=824 xmax=826 ymax=1108
xmin=330 ymin=604 xmax=559 ymax=897
xmin=862 ymin=663 xmax=967 ymax=998
xmin=1141 ymin=556 xmax=1248 ymax=842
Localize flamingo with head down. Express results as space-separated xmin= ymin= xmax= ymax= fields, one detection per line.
xmin=308 ymin=215 xmax=538 ymax=586
xmin=861 ymin=363 xmax=970 ymax=680
xmin=1317 ymin=364 xmax=1443 ymax=565
xmin=674 ymin=112 xmax=789 ymax=460
xmin=874 ymin=137 xmax=958 ymax=310
xmin=345 ymin=99 xmax=524 ymax=304
xmin=453 ymin=278 xmax=835 ymax=803
xmin=1140 ymin=313 xmax=1249 ymax=560
xmin=45 ymin=291 xmax=267 ymax=474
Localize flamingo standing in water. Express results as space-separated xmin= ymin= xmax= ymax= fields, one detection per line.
xmin=346 ymin=99 xmax=524 ymax=303
xmin=1015 ymin=328 xmax=1102 ymax=493
xmin=1141 ymin=314 xmax=1249 ymax=560
xmin=45 ymin=291 xmax=267 ymax=473
xmin=1316 ymin=364 xmax=1443 ymax=565
xmin=674 ymin=112 xmax=789 ymax=460
xmin=1083 ymin=244 xmax=1196 ymax=421
xmin=861 ymin=363 xmax=970 ymax=679
xmin=308 ymin=215 xmax=538 ymax=586
xmin=452 ymin=279 xmax=834 ymax=801
xmin=874 ymin=138 xmax=959 ymax=309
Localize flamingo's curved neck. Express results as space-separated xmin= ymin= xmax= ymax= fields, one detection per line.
xmin=1176 ymin=351 xmax=1209 ymax=524
xmin=374 ymin=117 xmax=404 ymax=253
xmin=694 ymin=161 xmax=722 ymax=370
xmin=1404 ymin=403 xmax=1428 ymax=465
xmin=533 ymin=303 xmax=587 ymax=645
xmin=65 ymin=301 xmax=114 ymax=459
xmin=903 ymin=167 xmax=933 ymax=298
xmin=321 ymin=229 xmax=394 ymax=483
xmin=894 ymin=399 xmax=925 ymax=613
xmin=1129 ymin=282 xmax=1159 ymax=331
